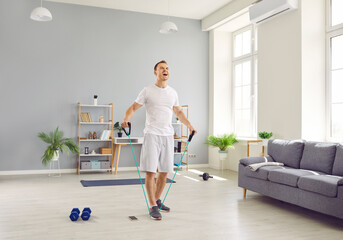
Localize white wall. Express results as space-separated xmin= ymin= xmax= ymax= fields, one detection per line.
xmin=258 ymin=3 xmax=302 ymax=139
xmin=0 ymin=0 xmax=209 ymax=171
xmin=208 ymin=30 xmax=231 ymax=169
xmin=301 ymin=0 xmax=326 ymax=141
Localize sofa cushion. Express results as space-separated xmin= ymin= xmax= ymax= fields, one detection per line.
xmin=240 ymin=156 xmax=274 ymax=166
xmin=268 ymin=139 xmax=305 ymax=168
xmin=333 ymin=144 xmax=343 ymax=176
xmin=300 ymin=142 xmax=337 ymax=174
xmin=268 ymin=169 xmax=323 ymax=187
xmin=298 ymin=175 xmax=343 ymax=197
xmin=243 ymin=165 xmax=285 ymax=180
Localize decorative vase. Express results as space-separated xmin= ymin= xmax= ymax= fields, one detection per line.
xmin=117 ymin=132 xmax=123 ymax=137
xmin=218 ymin=150 xmax=228 ymax=161
xmin=94 ymin=95 xmax=98 ymax=105
xmin=88 ymin=131 xmax=92 ymax=139
xmin=262 ymin=139 xmax=269 ymax=146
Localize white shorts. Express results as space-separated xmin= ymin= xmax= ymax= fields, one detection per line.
xmin=140 ymin=133 xmax=174 ymax=173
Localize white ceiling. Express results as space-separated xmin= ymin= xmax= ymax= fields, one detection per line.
xmin=47 ymin=0 xmax=233 ymax=20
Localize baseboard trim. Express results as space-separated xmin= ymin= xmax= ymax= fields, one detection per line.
xmin=0 ymin=164 xmax=210 ymax=176
xmin=186 ymin=164 xmax=210 ymax=168
xmin=0 ymin=169 xmax=76 ymax=176
xmin=209 ymin=164 xmax=238 ymax=172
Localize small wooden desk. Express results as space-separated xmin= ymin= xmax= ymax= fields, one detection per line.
xmin=111 ymin=137 xmax=144 ymax=175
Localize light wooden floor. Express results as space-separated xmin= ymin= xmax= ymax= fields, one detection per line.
xmin=0 ymin=168 xmax=342 ymax=240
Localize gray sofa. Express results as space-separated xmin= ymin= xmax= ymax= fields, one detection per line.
xmin=238 ymin=139 xmax=343 ymax=219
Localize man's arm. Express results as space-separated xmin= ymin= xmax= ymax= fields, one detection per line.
xmin=121 ymin=102 xmax=142 ymax=128
xmin=173 ymin=106 xmax=197 ymax=135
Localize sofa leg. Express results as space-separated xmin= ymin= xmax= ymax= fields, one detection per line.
xmin=243 ymin=188 xmax=247 ymax=198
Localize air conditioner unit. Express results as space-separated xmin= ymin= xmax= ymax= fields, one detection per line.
xmin=249 ymin=0 xmax=298 ymax=24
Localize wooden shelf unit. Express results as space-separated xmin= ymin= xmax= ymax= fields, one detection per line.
xmin=173 ymin=105 xmax=189 ymax=170
xmin=77 ymin=102 xmax=114 ymax=174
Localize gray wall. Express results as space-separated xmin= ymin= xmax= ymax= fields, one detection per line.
xmin=0 ymin=0 xmax=209 ymax=171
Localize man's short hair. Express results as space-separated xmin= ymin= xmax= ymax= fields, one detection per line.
xmin=154 ymin=60 xmax=168 ymax=71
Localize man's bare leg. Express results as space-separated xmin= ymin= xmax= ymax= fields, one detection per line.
xmin=155 ymin=172 xmax=170 ymax=212
xmin=155 ymin=172 xmax=168 ymax=200
xmin=145 ymin=172 xmax=162 ymax=220
xmin=145 ymin=172 xmax=157 ymax=206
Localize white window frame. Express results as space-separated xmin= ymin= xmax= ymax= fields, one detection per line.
xmin=232 ymin=25 xmax=258 ymax=138
xmin=326 ymin=0 xmax=343 ymax=32
xmin=326 ymin=0 xmax=343 ymax=141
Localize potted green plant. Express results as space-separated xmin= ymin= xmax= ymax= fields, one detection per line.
xmin=38 ymin=127 xmax=79 ymax=166
xmin=114 ymin=122 xmax=123 ymax=137
xmin=258 ymin=131 xmax=273 ymax=146
xmin=205 ymin=134 xmax=238 ymax=160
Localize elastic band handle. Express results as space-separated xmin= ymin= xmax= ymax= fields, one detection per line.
xmin=188 ymin=130 xmax=195 ymax=142
xmin=122 ymin=122 xmax=131 ymax=136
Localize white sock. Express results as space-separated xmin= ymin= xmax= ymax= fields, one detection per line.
xmin=151 ymin=205 xmax=157 ymax=208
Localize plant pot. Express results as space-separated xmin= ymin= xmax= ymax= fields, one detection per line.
xmin=51 ymin=151 xmax=59 ymax=161
xmin=117 ymin=132 xmax=123 ymax=138
xmin=262 ymin=139 xmax=269 ymax=146
xmin=218 ymin=150 xmax=228 ymax=161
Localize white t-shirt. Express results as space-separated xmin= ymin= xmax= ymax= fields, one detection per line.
xmin=135 ymin=85 xmax=179 ymax=136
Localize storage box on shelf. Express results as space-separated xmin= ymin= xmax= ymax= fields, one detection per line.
xmin=81 ymin=161 xmax=91 ymax=170
xmin=173 ymin=105 xmax=189 ymax=170
xmin=90 ymin=160 xmax=101 ymax=170
xmin=77 ymin=102 xmax=114 ymax=174
xmin=100 ymin=160 xmax=110 ymax=169
xmin=100 ymin=148 xmax=112 ymax=154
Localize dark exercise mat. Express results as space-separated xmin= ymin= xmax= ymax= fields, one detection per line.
xmin=80 ymin=178 xmax=175 ymax=187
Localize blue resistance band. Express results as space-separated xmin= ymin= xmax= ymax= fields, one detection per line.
xmin=122 ymin=122 xmax=151 ymax=215
xmin=159 ymin=130 xmax=195 ymax=212
xmin=123 ymin=123 xmax=195 ymax=214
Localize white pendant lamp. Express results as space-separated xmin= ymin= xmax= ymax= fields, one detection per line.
xmin=30 ymin=0 xmax=52 ymax=22
xmin=159 ymin=21 xmax=178 ymax=34
xmin=159 ymin=0 xmax=178 ymax=34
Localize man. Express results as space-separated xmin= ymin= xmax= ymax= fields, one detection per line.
xmin=121 ymin=60 xmax=197 ymax=220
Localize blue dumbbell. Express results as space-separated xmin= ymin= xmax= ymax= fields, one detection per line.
xmin=69 ymin=208 xmax=80 ymax=221
xmin=81 ymin=207 xmax=92 ymax=221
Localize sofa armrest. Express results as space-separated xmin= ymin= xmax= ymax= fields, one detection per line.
xmin=338 ymin=186 xmax=343 ymax=200
xmin=239 ymin=156 xmax=274 ymax=166
xmin=338 ymin=178 xmax=343 ymax=186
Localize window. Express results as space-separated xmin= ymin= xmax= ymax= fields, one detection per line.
xmin=232 ymin=26 xmax=257 ymax=138
xmin=331 ymin=0 xmax=343 ymax=27
xmin=327 ymin=0 xmax=343 ymax=140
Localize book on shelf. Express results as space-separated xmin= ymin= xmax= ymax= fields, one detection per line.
xmin=106 ymin=130 xmax=112 ymax=140
xmin=100 ymin=130 xmax=106 ymax=140
xmin=100 ymin=130 xmax=113 ymax=140
xmin=80 ymin=113 xmax=88 ymax=122
xmin=80 ymin=112 xmax=92 ymax=122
